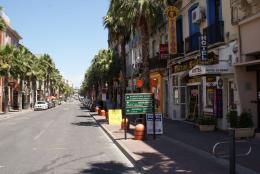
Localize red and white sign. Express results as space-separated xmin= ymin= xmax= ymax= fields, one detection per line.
xmin=159 ymin=44 xmax=168 ymax=59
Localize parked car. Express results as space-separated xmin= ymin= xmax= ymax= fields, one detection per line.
xmin=47 ymin=100 xmax=55 ymax=109
xmin=34 ymin=101 xmax=48 ymax=111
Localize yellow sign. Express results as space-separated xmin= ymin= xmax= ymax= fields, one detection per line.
xmin=165 ymin=6 xmax=179 ymax=55
xmin=108 ymin=109 xmax=122 ymax=125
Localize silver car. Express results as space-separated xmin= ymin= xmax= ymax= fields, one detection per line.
xmin=34 ymin=101 xmax=48 ymax=111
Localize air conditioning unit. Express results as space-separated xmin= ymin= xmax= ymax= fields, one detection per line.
xmin=192 ymin=6 xmax=204 ymax=24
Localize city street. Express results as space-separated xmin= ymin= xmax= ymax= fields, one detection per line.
xmin=0 ymin=101 xmax=139 ymax=174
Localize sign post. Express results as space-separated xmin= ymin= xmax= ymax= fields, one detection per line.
xmin=125 ymin=93 xmax=154 ymax=140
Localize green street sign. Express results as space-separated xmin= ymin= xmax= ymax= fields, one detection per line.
xmin=125 ymin=93 xmax=153 ymax=115
xmin=125 ymin=107 xmax=153 ymax=115
xmin=125 ymin=101 xmax=153 ymax=108
xmin=125 ymin=93 xmax=152 ymax=101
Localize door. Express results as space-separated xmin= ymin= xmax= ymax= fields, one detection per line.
xmin=164 ymin=80 xmax=169 ymax=117
xmin=173 ymin=86 xmax=187 ymax=120
xmin=187 ymin=85 xmax=200 ymax=121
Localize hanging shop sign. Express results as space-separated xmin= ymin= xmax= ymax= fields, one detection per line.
xmin=165 ymin=6 xmax=179 ymax=55
xmin=146 ymin=113 xmax=163 ymax=135
xmin=214 ymin=89 xmax=223 ymax=118
xmin=172 ymin=53 xmax=218 ymax=74
xmin=159 ymin=44 xmax=169 ymax=59
xmin=189 ymin=64 xmax=231 ymax=77
xmin=200 ymin=34 xmax=208 ymax=61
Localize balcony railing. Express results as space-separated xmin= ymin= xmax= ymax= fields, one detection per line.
xmin=185 ymin=32 xmax=201 ymax=53
xmin=148 ymin=55 xmax=167 ymax=70
xmin=204 ymin=21 xmax=224 ymax=45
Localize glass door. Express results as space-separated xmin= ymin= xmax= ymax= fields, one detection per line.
xmin=187 ymin=85 xmax=200 ymax=121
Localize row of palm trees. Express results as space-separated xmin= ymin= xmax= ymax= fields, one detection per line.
xmin=80 ymin=49 xmax=121 ymax=103
xmin=0 ymin=44 xmax=72 ymax=113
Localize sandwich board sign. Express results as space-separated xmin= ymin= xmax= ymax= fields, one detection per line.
xmin=146 ymin=113 xmax=163 ymax=135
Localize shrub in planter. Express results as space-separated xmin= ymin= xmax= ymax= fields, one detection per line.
xmin=197 ymin=116 xmax=217 ymax=131
xmin=226 ymin=110 xmax=238 ymax=128
xmin=226 ymin=110 xmax=255 ymax=138
xmin=238 ymin=112 xmax=253 ymax=128
xmin=197 ymin=116 xmax=217 ymax=125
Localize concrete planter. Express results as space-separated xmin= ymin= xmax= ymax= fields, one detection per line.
xmin=235 ymin=128 xmax=255 ymax=138
xmin=199 ymin=125 xmax=215 ymax=132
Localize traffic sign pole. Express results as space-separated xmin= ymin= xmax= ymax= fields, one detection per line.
xmin=152 ymin=93 xmax=156 ymax=140
xmin=123 ymin=94 xmax=127 ymax=140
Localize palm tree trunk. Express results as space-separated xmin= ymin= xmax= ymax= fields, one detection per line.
xmin=3 ymin=76 xmax=9 ymax=113
xmin=18 ymin=78 xmax=24 ymax=110
xmin=120 ymin=40 xmax=127 ymax=108
xmin=140 ymin=15 xmax=150 ymax=92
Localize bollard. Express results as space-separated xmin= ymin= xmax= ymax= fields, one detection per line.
xmin=100 ymin=109 xmax=106 ymax=116
xmin=121 ymin=118 xmax=129 ymax=130
xmin=134 ymin=123 xmax=145 ymax=140
xmin=95 ymin=106 xmax=99 ymax=113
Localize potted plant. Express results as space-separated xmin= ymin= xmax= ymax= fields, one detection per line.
xmin=197 ymin=116 xmax=217 ymax=131
xmin=227 ymin=110 xmax=255 ymax=138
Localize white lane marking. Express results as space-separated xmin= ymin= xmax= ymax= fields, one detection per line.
xmin=33 ymin=120 xmax=55 ymax=140
xmin=0 ymin=165 xmax=5 ymax=168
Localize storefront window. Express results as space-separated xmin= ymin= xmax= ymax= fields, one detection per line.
xmin=206 ymin=86 xmax=215 ymax=108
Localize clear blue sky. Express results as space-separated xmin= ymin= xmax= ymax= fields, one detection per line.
xmin=0 ymin=0 xmax=109 ymax=88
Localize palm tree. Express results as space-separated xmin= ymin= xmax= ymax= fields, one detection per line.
xmin=0 ymin=7 xmax=6 ymax=31
xmin=0 ymin=45 xmax=16 ymax=113
xmin=104 ymin=0 xmax=132 ymax=106
xmin=121 ymin=0 xmax=165 ymax=92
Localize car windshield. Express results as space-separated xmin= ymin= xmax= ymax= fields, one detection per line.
xmin=37 ymin=101 xmax=45 ymax=104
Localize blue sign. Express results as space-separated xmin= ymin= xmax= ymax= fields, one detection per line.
xmin=200 ymin=34 xmax=208 ymax=61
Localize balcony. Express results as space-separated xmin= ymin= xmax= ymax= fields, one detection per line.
xmin=148 ymin=55 xmax=167 ymax=70
xmin=204 ymin=21 xmax=224 ymax=46
xmin=185 ymin=32 xmax=201 ymax=53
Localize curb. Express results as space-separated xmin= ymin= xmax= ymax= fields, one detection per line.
xmin=91 ymin=113 xmax=145 ymax=174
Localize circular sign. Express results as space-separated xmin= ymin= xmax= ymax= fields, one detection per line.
xmin=136 ymin=79 xmax=143 ymax=88
xmin=218 ymin=78 xmax=223 ymax=88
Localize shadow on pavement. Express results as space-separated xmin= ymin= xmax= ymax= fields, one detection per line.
xmin=79 ymin=161 xmax=137 ymax=174
xmin=76 ymin=115 xmax=92 ymax=118
xmin=71 ymin=121 xmax=98 ymax=127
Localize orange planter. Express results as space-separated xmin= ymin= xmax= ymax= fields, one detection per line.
xmin=121 ymin=118 xmax=129 ymax=130
xmin=134 ymin=123 xmax=145 ymax=140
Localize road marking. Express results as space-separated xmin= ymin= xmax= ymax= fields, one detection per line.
xmin=33 ymin=120 xmax=55 ymax=140
xmin=0 ymin=165 xmax=5 ymax=168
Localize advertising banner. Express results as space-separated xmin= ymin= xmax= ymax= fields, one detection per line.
xmin=108 ymin=109 xmax=122 ymax=125
xmin=165 ymin=6 xmax=179 ymax=55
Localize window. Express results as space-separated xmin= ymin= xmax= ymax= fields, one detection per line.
xmin=160 ymin=34 xmax=166 ymax=44
xmin=206 ymin=86 xmax=215 ymax=108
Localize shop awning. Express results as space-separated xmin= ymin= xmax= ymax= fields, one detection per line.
xmin=189 ymin=63 xmax=232 ymax=77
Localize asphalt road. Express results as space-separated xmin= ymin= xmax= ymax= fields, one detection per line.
xmin=0 ymin=100 xmax=139 ymax=174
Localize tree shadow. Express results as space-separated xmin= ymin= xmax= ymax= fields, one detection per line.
xmin=71 ymin=121 xmax=98 ymax=127
xmin=76 ymin=115 xmax=92 ymax=118
xmin=79 ymin=161 xmax=137 ymax=174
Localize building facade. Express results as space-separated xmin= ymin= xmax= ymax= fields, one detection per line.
xmin=165 ymin=0 xmax=239 ymax=130
xmin=231 ymin=0 xmax=260 ymax=130
xmin=0 ymin=11 xmax=22 ymax=113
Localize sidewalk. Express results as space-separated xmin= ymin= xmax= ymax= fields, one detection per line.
xmin=0 ymin=108 xmax=33 ymax=121
xmin=91 ymin=112 xmax=260 ymax=174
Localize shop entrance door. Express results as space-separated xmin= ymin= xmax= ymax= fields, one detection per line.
xmin=172 ymin=86 xmax=187 ymax=120
xmin=187 ymin=85 xmax=201 ymax=121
